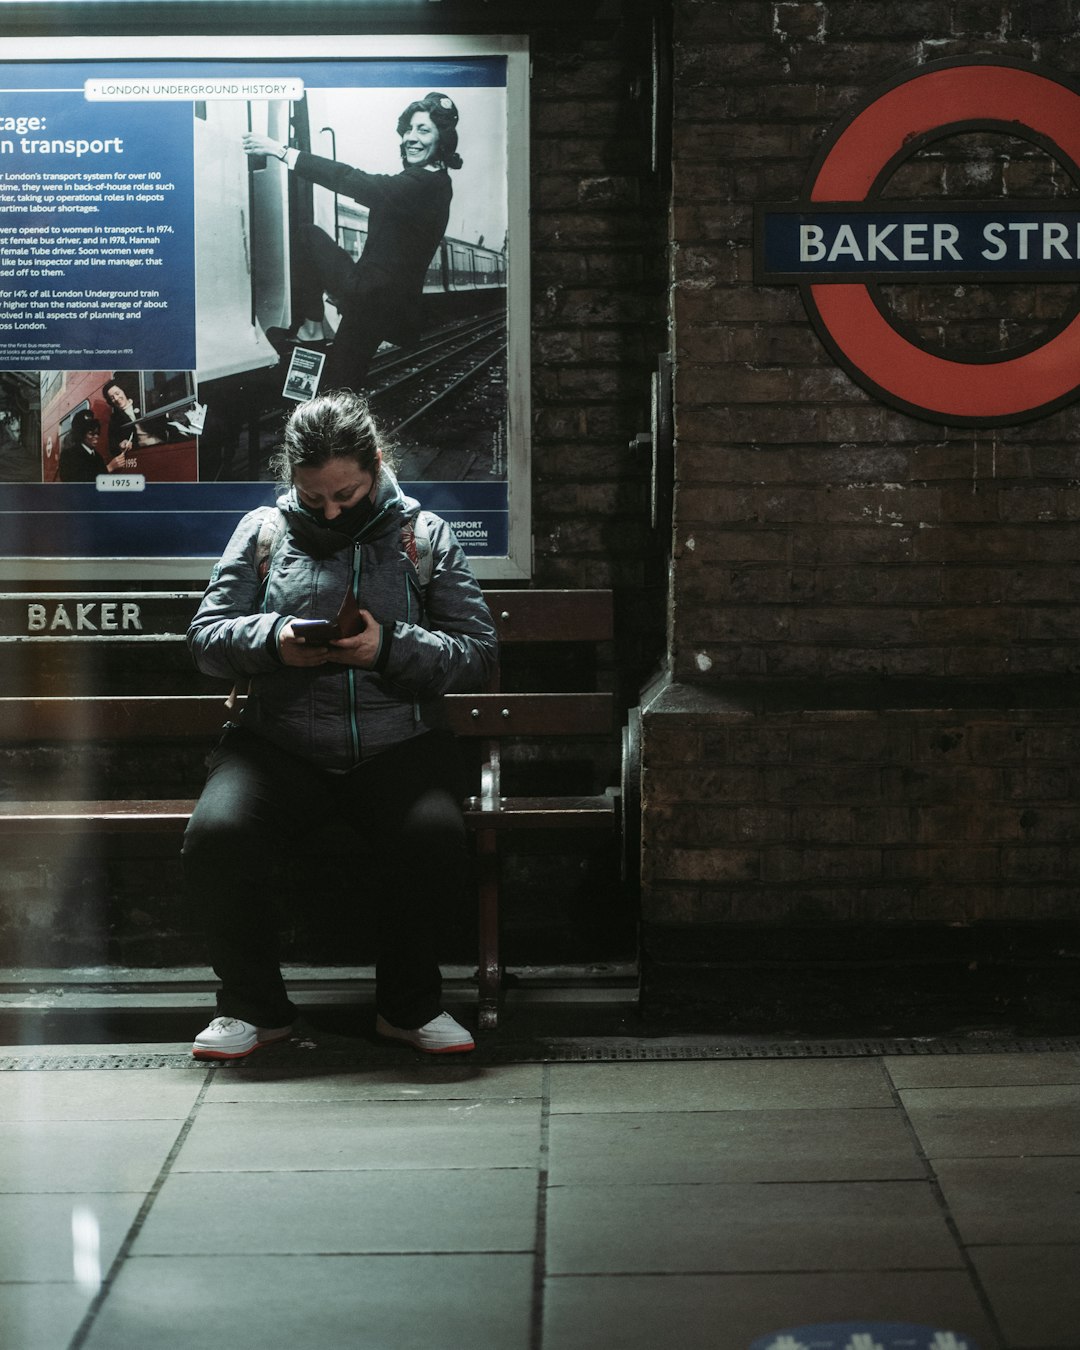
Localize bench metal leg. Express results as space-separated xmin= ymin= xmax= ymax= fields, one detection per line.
xmin=475 ymin=827 xmax=501 ymax=1029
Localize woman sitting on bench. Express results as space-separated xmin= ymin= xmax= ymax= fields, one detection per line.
xmin=182 ymin=390 xmax=497 ymax=1060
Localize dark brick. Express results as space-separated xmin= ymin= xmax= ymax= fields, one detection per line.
xmin=764 ymin=765 xmax=883 ymax=803
xmin=789 ymin=720 xmax=911 ymax=764
xmin=772 ymin=3 xmax=828 ymax=40
xmin=765 ymin=845 xmax=881 ymax=882
xmin=726 ymin=726 xmax=793 ymax=764
xmin=910 ymin=885 xmax=975 ymax=922
xmin=853 ymin=808 xmax=914 ymax=846
xmin=734 ymin=805 xmax=793 ymax=840
xmin=825 ymin=1 xmax=954 ymax=38
xmin=646 ymin=802 xmax=740 ymax=843
xmin=787 ymin=41 xmax=922 ymax=83
xmin=677 ymin=485 xmax=817 ymax=523
xmin=941 ymin=568 xmax=1005 ymax=605
xmin=882 ymin=765 xmax=1004 ymax=803
xmin=885 ymin=847 xmax=1000 ymax=882
xmin=1033 ymin=884 xmax=1080 ymax=919
xmin=915 ymin=804 xmax=1023 ymax=844
xmin=793 ymin=805 xmax=856 ymax=843
xmin=649 ymin=765 xmax=765 ymax=804
xmin=1020 ymin=608 xmax=1080 ymax=642
xmin=1001 ymin=846 xmax=1071 ymax=880
xmin=672 ymin=645 xmax=769 ymax=679
xmin=1004 ymin=766 xmax=1072 ymax=800
xmin=674 ymin=529 xmax=792 ymax=564
xmin=816 ymin=565 xmax=941 ymax=604
xmin=790 ymin=527 xmax=916 ymax=565
xmin=918 ymin=608 xmax=1024 ymax=643
xmin=648 ymin=846 xmax=762 ymax=884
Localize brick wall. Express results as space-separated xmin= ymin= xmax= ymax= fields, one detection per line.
xmin=644 ymin=0 xmax=1080 ymax=1015
xmin=527 ymin=3 xmax=670 ymax=694
xmin=669 ymin=0 xmax=1080 ymax=683
xmin=644 ymin=687 xmax=1080 ymax=927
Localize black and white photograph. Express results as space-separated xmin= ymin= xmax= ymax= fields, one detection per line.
xmin=192 ymin=77 xmax=511 ymax=490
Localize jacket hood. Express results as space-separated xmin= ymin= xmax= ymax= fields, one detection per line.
xmin=276 ymin=464 xmax=421 ymax=558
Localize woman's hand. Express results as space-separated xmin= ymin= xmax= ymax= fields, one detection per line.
xmin=242 ymin=132 xmax=286 ymax=161
xmin=278 ymin=621 xmax=333 ymax=668
xmin=325 ymin=611 xmax=383 ymax=669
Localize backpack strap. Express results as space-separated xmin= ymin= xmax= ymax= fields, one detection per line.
xmin=253 ymin=506 xmax=287 ymax=594
xmin=225 ymin=507 xmax=286 ymax=712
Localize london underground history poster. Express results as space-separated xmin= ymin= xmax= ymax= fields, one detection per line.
xmin=0 ymin=35 xmax=530 ymax=580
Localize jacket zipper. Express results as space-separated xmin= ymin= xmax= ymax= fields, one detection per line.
xmin=405 ymin=569 xmax=421 ymax=726
xmin=346 ymin=543 xmax=363 ymax=762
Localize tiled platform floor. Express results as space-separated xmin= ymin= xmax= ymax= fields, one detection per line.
xmin=1 ymin=1017 xmax=1078 ymax=1350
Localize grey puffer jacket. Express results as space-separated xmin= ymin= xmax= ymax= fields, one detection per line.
xmin=188 ymin=467 xmax=497 ymax=769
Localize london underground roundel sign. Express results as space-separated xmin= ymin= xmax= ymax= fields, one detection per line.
xmin=754 ymin=59 xmax=1080 ymax=426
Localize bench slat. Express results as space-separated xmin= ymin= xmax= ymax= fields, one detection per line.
xmin=465 ymin=794 xmax=618 ymax=828
xmin=0 ymin=696 xmax=227 ymax=740
xmin=444 ymin=693 xmax=612 ymax=737
xmin=0 ymin=692 xmax=614 ymax=742
xmin=2 ymin=589 xmax=613 ymax=646
xmin=0 ymin=800 xmax=197 ymax=832
xmin=0 ymin=794 xmax=617 ymax=834
xmin=484 ymin=589 xmax=613 ymax=642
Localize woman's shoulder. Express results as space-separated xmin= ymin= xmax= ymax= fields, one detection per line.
xmin=223 ymin=504 xmax=286 ymax=556
xmin=399 ymin=165 xmax=452 ymax=195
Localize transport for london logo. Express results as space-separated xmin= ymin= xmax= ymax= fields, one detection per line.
xmin=754 ymin=58 xmax=1080 ymax=426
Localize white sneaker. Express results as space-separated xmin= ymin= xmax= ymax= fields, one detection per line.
xmin=192 ymin=1016 xmax=292 ymax=1061
xmin=375 ymin=1011 xmax=475 ymax=1054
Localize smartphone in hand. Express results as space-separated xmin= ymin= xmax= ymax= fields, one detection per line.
xmin=292 ymin=618 xmax=340 ymax=646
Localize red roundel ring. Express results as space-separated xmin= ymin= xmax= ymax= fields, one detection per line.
xmin=805 ymin=63 xmax=1080 ymax=424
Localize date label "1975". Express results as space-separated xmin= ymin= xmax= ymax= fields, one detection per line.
xmin=95 ymin=475 xmax=146 ymax=492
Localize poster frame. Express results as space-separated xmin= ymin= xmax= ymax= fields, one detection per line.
xmin=0 ymin=31 xmax=531 ymax=583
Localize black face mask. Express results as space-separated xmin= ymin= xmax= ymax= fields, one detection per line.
xmin=300 ymin=493 xmax=377 ymax=537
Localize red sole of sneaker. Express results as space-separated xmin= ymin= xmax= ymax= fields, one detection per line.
xmin=192 ymin=1031 xmax=291 ymax=1061
xmin=192 ymin=1047 xmax=259 ymax=1061
xmin=377 ymin=1030 xmax=476 ymax=1054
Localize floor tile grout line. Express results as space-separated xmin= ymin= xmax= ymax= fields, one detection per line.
xmin=124 ymin=1247 xmax=537 ymax=1258
xmin=878 ymin=1056 xmax=1008 ymax=1350
xmin=6 ymin=1038 xmax=1080 ymax=1071
xmin=66 ymin=1063 xmax=217 ymax=1350
xmin=529 ymin=1062 xmax=552 ymax=1350
xmin=540 ymin=1265 xmax=993 ymax=1280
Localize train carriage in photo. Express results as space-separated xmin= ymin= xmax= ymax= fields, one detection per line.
xmin=192 ymin=91 xmax=507 ymax=480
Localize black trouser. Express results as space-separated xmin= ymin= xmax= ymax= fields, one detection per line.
xmin=293 ymin=223 xmax=400 ymax=394
xmin=181 ymin=726 xmax=466 ymax=1029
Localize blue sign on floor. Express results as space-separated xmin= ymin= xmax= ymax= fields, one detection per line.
xmin=751 ymin=1324 xmax=981 ymax=1350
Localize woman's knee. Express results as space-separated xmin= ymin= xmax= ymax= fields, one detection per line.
xmin=182 ymin=805 xmax=259 ymax=873
xmin=397 ymin=789 xmax=467 ymax=857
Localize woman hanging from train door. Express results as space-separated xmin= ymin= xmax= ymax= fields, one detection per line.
xmin=241 ymin=91 xmax=461 ymax=394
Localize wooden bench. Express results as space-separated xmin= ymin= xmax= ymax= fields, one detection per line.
xmin=0 ymin=589 xmax=619 ymax=1028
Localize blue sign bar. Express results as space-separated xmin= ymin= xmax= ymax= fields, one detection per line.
xmin=757 ymin=206 xmax=1080 ymax=280
xmin=0 ymin=480 xmax=509 ymax=559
